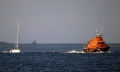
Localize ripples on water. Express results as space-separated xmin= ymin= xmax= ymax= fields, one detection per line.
xmin=0 ymin=44 xmax=120 ymax=72
xmin=0 ymin=52 xmax=120 ymax=72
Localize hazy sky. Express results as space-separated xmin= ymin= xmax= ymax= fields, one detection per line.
xmin=0 ymin=0 xmax=120 ymax=43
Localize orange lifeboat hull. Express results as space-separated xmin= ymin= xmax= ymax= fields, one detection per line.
xmin=83 ymin=47 xmax=110 ymax=53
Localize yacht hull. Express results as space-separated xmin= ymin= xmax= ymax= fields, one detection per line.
xmin=9 ymin=49 xmax=20 ymax=53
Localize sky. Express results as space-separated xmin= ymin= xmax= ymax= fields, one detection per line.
xmin=0 ymin=0 xmax=120 ymax=43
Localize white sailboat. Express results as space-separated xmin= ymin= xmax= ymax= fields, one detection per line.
xmin=9 ymin=23 xmax=20 ymax=53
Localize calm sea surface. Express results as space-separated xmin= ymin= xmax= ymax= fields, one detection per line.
xmin=0 ymin=44 xmax=120 ymax=72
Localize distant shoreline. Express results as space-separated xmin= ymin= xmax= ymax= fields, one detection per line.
xmin=0 ymin=42 xmax=120 ymax=44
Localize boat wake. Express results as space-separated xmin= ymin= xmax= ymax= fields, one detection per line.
xmin=64 ymin=50 xmax=85 ymax=53
xmin=2 ymin=51 xmax=9 ymax=53
xmin=61 ymin=50 xmax=111 ymax=54
xmin=1 ymin=50 xmax=111 ymax=54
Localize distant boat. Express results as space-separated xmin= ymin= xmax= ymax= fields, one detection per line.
xmin=9 ymin=23 xmax=20 ymax=53
xmin=31 ymin=40 xmax=36 ymax=44
xmin=83 ymin=29 xmax=110 ymax=53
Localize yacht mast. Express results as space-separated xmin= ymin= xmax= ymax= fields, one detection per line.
xmin=16 ymin=23 xmax=19 ymax=49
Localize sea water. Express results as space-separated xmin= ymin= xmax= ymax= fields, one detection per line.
xmin=0 ymin=44 xmax=120 ymax=72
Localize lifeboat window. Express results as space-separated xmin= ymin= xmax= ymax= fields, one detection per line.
xmin=99 ymin=42 xmax=103 ymax=44
xmin=99 ymin=42 xmax=104 ymax=44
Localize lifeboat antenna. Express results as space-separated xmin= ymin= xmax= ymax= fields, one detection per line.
xmin=100 ymin=25 xmax=103 ymax=35
xmin=102 ymin=25 xmax=103 ymax=35
xmin=96 ymin=29 xmax=98 ymax=34
xmin=100 ymin=28 xmax=102 ymax=35
xmin=93 ymin=26 xmax=94 ymax=37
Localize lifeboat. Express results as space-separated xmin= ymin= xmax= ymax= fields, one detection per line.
xmin=83 ymin=30 xmax=110 ymax=53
